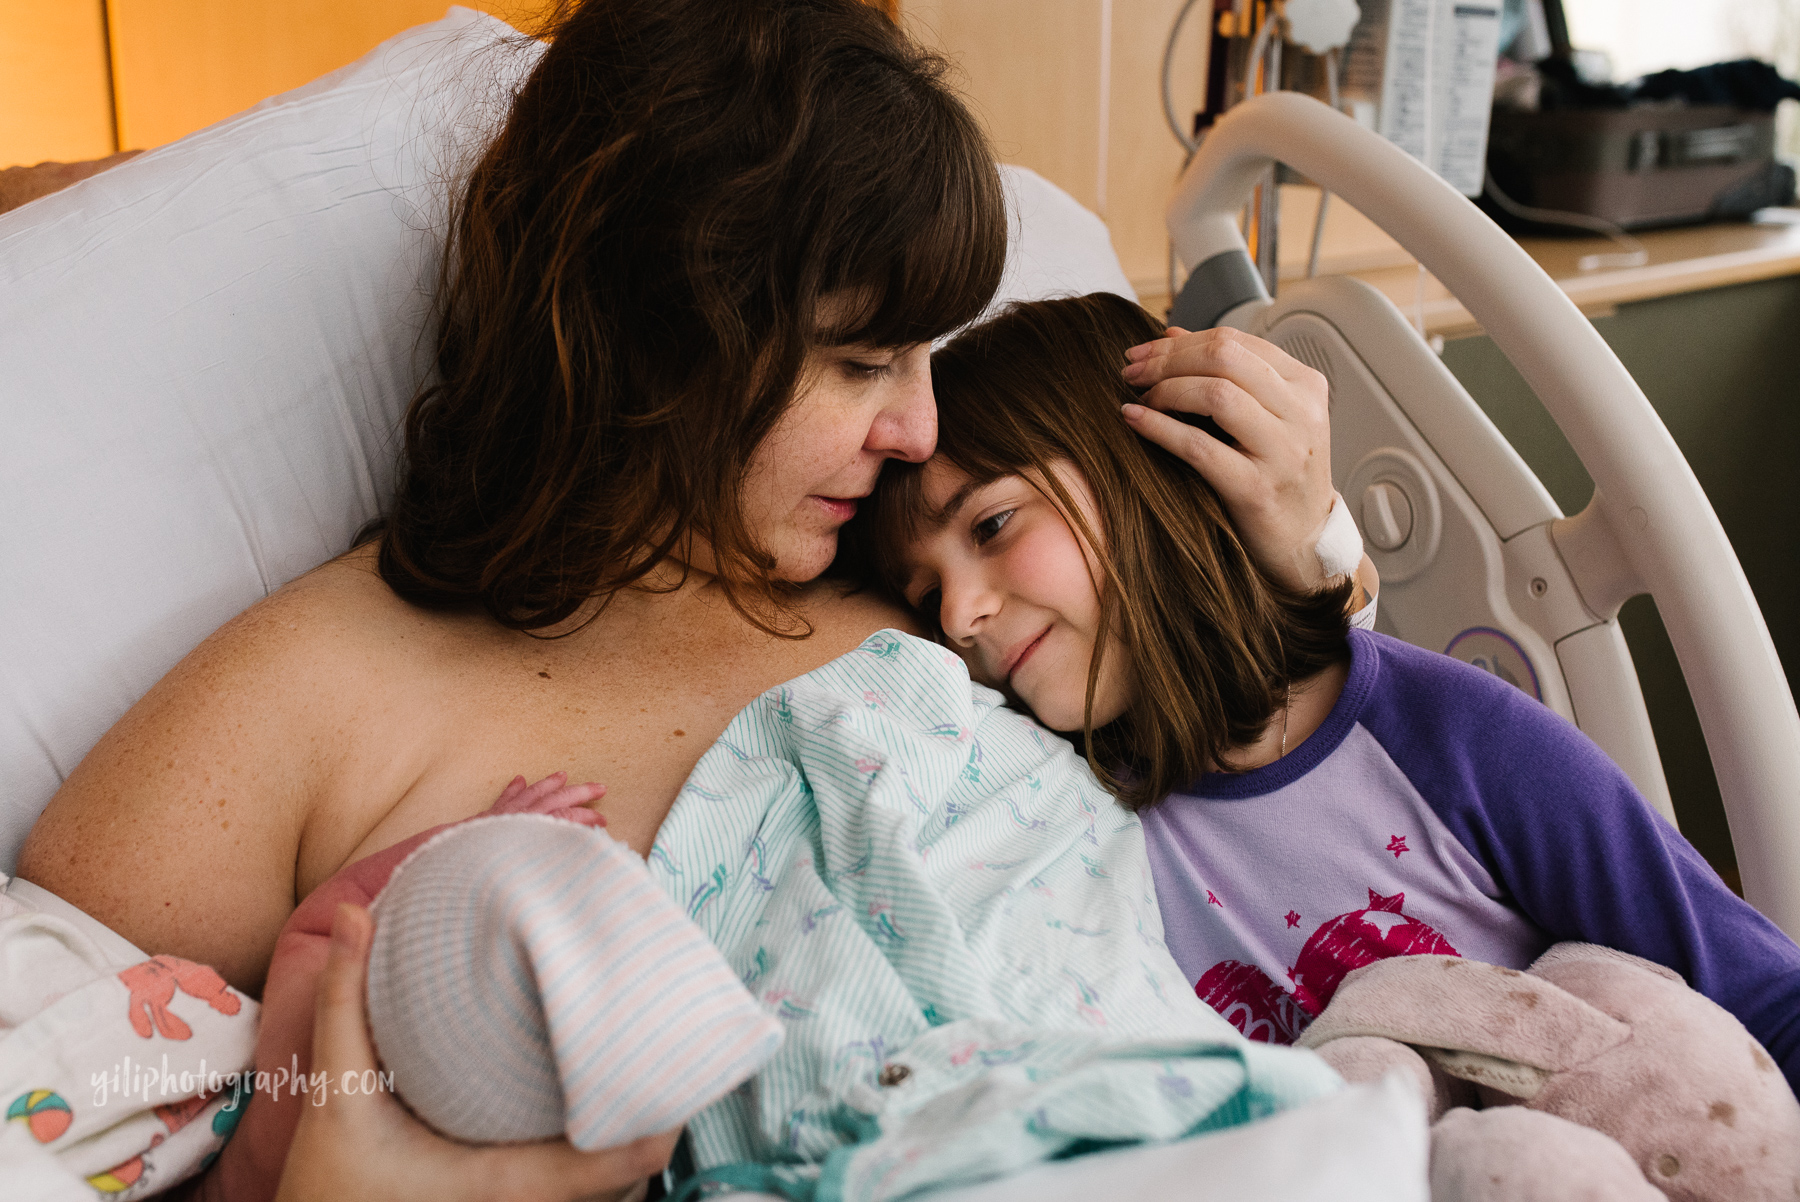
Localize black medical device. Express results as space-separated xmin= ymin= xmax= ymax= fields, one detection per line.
xmin=1483 ymin=0 xmax=1798 ymax=231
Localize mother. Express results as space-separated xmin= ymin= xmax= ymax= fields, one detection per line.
xmin=20 ymin=2 xmax=1331 ymax=1002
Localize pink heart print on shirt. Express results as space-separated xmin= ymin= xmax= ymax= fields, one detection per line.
xmin=1193 ymin=961 xmax=1314 ymax=1043
xmin=1194 ymin=889 xmax=1458 ymax=1043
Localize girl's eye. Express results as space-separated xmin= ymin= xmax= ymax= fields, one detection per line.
xmin=972 ymin=509 xmax=1015 ymax=546
xmin=844 ymin=358 xmax=892 ymax=379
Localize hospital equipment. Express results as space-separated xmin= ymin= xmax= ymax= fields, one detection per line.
xmin=1168 ymin=0 xmax=1507 ymax=302
xmin=1339 ymin=0 xmax=1502 ymax=197
xmin=1487 ymin=100 xmax=1795 ymax=230
xmin=1282 ymin=0 xmax=1362 ymax=56
xmin=1168 ymin=90 xmax=1800 ymax=939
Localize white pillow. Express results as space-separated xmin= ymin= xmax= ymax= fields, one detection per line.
xmin=0 ymin=9 xmax=1133 ymax=871
xmin=0 ymin=8 xmax=536 ymax=869
xmin=990 ymin=164 xmax=1136 ymax=316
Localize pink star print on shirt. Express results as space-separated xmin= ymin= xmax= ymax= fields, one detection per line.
xmin=1386 ymin=835 xmax=1409 ymax=858
xmin=1285 ymin=910 xmax=1301 ymax=928
xmin=1207 ymin=891 xmax=1222 ymax=907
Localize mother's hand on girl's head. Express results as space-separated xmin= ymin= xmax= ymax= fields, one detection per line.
xmin=1119 ymin=325 xmax=1337 ymax=592
xmin=275 ymin=905 xmax=678 ymax=1202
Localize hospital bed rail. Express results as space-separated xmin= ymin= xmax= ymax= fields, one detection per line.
xmin=1166 ymin=91 xmax=1800 ymax=939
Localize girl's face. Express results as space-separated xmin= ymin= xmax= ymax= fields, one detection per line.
xmin=896 ymin=458 xmax=1135 ymax=731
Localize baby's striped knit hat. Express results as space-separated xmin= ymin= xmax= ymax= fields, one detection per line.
xmin=366 ymin=812 xmax=782 ymax=1148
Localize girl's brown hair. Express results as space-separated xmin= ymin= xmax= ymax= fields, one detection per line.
xmin=375 ymin=0 xmax=1005 ymax=632
xmin=861 ymin=293 xmax=1351 ymax=810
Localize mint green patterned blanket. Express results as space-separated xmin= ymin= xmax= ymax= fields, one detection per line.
xmin=649 ymin=631 xmax=1340 ymax=1201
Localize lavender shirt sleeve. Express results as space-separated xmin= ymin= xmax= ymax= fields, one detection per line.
xmin=1356 ymin=632 xmax=1800 ymax=1097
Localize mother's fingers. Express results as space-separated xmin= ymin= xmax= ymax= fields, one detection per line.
xmin=312 ymin=904 xmax=379 ymax=1079
xmin=1131 ymin=324 xmax=1193 ymax=351
xmin=1126 ymin=325 xmax=1311 ymax=379
xmin=1122 ymin=403 xmax=1256 ymax=496
xmin=1133 ymin=375 xmax=1286 ymax=460
xmin=1124 ymin=328 xmax=1325 ymax=422
xmin=1128 ymin=347 xmax=1300 ymax=427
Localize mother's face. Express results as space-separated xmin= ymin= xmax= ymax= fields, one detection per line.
xmin=740 ymin=339 xmax=935 ymax=583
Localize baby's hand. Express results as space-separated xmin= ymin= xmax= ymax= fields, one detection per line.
xmin=484 ymin=772 xmax=607 ymax=828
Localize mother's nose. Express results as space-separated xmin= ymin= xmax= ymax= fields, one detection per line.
xmin=867 ymin=351 xmax=936 ymax=463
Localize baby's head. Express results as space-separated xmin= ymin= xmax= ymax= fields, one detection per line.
xmin=861 ymin=293 xmax=1349 ymax=808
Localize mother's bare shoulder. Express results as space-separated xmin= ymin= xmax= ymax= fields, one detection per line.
xmin=796 ymin=577 xmax=927 ymax=649
xmin=16 ymin=545 xmax=443 ymax=991
xmin=262 ymin=546 xmax=490 ymax=665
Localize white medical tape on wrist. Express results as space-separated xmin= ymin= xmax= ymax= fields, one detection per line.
xmin=1315 ymin=491 xmax=1363 ymax=581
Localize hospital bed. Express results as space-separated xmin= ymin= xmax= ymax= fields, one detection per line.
xmin=1164 ymin=92 xmax=1800 ymax=939
xmin=0 ymin=8 xmax=1791 ymax=1198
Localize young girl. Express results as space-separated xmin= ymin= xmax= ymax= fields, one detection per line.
xmin=859 ymin=292 xmax=1800 ymax=1095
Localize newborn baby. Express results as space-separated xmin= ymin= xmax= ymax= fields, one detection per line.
xmin=197 ymin=773 xmax=782 ymax=1202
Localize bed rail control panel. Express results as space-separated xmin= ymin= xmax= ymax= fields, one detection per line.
xmin=1222 ymin=276 xmax=1673 ymax=824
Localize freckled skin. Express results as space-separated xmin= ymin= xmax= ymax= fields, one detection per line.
xmin=18 ymin=340 xmax=937 ymax=997
xmin=20 ymin=549 xmax=917 ymax=995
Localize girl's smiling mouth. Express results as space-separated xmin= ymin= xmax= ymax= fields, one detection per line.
xmin=1002 ymin=626 xmax=1052 ymax=684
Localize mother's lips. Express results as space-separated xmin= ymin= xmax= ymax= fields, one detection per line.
xmin=812 ymin=495 xmax=860 ymax=522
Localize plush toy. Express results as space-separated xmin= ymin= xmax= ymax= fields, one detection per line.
xmin=1296 ymin=943 xmax=1800 ymax=1201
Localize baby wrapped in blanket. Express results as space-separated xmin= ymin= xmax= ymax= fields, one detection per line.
xmin=219 ymin=631 xmax=1341 ymax=1202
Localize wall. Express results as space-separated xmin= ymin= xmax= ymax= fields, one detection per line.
xmin=0 ymin=1 xmax=117 ymax=165
xmin=904 ymin=0 xmax=1210 ymax=299
xmin=5 ymin=1 xmax=1197 ymax=293
xmin=0 ymin=0 xmax=555 ymax=167
xmin=105 ymin=0 xmax=556 ymax=151
xmin=1 ymin=0 xmax=1210 ymax=294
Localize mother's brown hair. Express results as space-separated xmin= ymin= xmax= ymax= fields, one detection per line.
xmin=861 ymin=294 xmax=1351 ymax=810
xmin=376 ymin=0 xmax=1005 ymax=632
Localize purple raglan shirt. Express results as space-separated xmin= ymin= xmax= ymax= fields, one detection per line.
xmin=1141 ymin=628 xmax=1800 ymax=1096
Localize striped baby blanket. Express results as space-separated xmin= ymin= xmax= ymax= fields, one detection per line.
xmin=650 ymin=630 xmax=1342 ymax=1201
